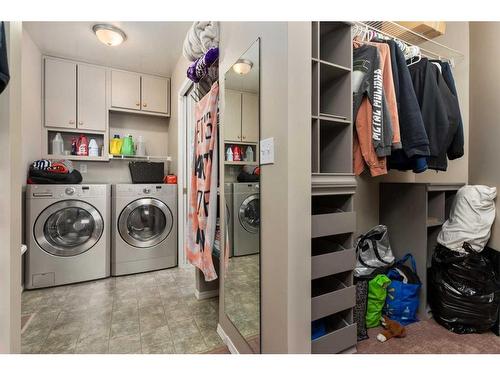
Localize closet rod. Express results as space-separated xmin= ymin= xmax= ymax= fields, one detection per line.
xmin=354 ymin=21 xmax=464 ymax=65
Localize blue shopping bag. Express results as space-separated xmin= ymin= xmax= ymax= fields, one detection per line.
xmin=384 ymin=253 xmax=421 ymax=326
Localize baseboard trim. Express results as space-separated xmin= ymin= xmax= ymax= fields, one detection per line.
xmin=195 ymin=288 xmax=219 ymax=300
xmin=217 ymin=324 xmax=239 ymax=354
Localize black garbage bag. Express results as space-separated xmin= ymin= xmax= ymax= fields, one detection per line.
xmin=429 ymin=244 xmax=500 ymax=334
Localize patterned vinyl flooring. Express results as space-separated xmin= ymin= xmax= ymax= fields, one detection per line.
xmin=21 ymin=267 xmax=224 ymax=354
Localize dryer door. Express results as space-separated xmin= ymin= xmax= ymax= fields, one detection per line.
xmin=34 ymin=200 xmax=104 ymax=257
xmin=118 ymin=198 xmax=173 ymax=248
xmin=238 ymin=194 xmax=260 ymax=234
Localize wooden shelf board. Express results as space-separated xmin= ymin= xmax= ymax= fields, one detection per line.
xmin=45 ymin=127 xmax=106 ymax=135
xmin=224 ymin=140 xmax=259 ymax=145
xmin=313 ymin=115 xmax=351 ymax=125
xmin=109 ymin=154 xmax=171 ymax=162
xmin=46 ymin=154 xmax=108 ymax=162
xmin=109 ymin=107 xmax=170 ymax=118
xmin=427 ymin=217 xmax=444 ymax=228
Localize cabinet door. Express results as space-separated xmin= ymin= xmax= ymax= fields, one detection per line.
xmin=44 ymin=58 xmax=77 ymax=128
xmin=141 ymin=75 xmax=169 ymax=114
xmin=224 ymin=90 xmax=242 ymax=142
xmin=77 ymin=64 xmax=106 ymax=131
xmin=241 ymin=92 xmax=259 ymax=142
xmin=111 ymin=70 xmax=141 ymax=110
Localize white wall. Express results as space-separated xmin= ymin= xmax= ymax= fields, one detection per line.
xmin=0 ymin=21 xmax=22 ymax=354
xmin=354 ymin=22 xmax=470 ymax=236
xmin=469 ymin=22 xmax=500 ymax=250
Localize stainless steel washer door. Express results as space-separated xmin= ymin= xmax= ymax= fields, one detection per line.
xmin=118 ymin=198 xmax=173 ymax=248
xmin=238 ymin=194 xmax=260 ymax=234
xmin=34 ymin=200 xmax=104 ymax=257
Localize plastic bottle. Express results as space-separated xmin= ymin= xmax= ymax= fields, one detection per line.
xmin=121 ymin=134 xmax=135 ymax=156
xmin=88 ymin=139 xmax=99 ymax=157
xmin=77 ymin=134 xmax=89 ymax=156
xmin=245 ymin=146 xmax=254 ymax=162
xmin=71 ymin=137 xmax=78 ymax=155
xmin=232 ymin=145 xmax=241 ymax=161
xmin=110 ymin=134 xmax=122 ymax=155
xmin=226 ymin=146 xmax=233 ymax=161
xmin=135 ymin=135 xmax=146 ymax=156
xmin=52 ymin=132 xmax=64 ymax=155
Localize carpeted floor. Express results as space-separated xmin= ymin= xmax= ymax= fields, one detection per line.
xmin=356 ymin=319 xmax=500 ymax=354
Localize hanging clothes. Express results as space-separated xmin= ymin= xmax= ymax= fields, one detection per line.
xmin=367 ymin=40 xmax=402 ymax=151
xmin=186 ymin=82 xmax=219 ymax=281
xmin=431 ymin=60 xmax=464 ymax=160
xmin=386 ymin=40 xmax=430 ymax=173
xmin=408 ymin=58 xmax=461 ymax=171
xmin=0 ymin=21 xmax=10 ymax=94
xmin=352 ymin=43 xmax=390 ymax=176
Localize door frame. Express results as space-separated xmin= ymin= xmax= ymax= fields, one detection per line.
xmin=177 ymin=78 xmax=194 ymax=268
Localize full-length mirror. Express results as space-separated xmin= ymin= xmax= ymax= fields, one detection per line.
xmin=223 ymin=39 xmax=260 ymax=353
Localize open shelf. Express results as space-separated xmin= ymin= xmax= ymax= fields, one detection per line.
xmin=46 ymin=130 xmax=107 ymax=161
xmin=319 ymin=64 xmax=351 ymax=120
xmin=224 ymin=161 xmax=258 ymax=166
xmin=311 ymin=309 xmax=356 ymax=354
xmin=319 ymin=123 xmax=352 ymax=174
xmin=319 ymin=22 xmax=352 ymax=68
xmin=311 ymin=194 xmax=356 ymax=238
xmin=312 ymin=234 xmax=355 ymax=279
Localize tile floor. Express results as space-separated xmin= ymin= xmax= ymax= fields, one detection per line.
xmin=21 ymin=267 xmax=225 ymax=354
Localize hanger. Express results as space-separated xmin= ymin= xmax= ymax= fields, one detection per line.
xmin=407 ymin=46 xmax=422 ymax=67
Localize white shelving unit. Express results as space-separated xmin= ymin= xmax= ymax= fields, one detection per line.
xmin=108 ymin=154 xmax=171 ymax=162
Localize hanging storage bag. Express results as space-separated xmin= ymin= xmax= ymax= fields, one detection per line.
xmin=384 ymin=253 xmax=421 ymax=326
xmin=366 ymin=274 xmax=392 ymax=328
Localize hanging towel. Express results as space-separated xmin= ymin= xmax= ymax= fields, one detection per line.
xmin=0 ymin=21 xmax=10 ymax=94
xmin=183 ymin=22 xmax=219 ymax=62
xmin=187 ymin=47 xmax=219 ymax=83
xmin=186 ymin=82 xmax=220 ymax=281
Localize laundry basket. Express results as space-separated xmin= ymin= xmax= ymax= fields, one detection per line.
xmin=128 ymin=162 xmax=165 ymax=183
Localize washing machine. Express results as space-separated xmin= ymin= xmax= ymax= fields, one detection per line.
xmin=224 ymin=182 xmax=234 ymax=256
xmin=25 ymin=184 xmax=110 ymax=289
xmin=112 ymin=184 xmax=177 ymax=276
xmin=233 ymin=182 xmax=260 ymax=257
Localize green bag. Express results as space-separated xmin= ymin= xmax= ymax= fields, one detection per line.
xmin=366 ymin=274 xmax=391 ymax=328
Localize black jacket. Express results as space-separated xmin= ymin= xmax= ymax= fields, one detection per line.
xmin=409 ymin=58 xmax=461 ymax=171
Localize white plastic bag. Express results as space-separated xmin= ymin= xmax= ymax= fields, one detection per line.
xmin=437 ymin=185 xmax=497 ymax=252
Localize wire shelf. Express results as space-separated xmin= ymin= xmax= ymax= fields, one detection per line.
xmin=355 ymin=21 xmax=464 ymax=64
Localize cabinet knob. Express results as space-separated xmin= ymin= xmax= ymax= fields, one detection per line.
xmin=237 ymin=135 xmax=241 ymax=139
xmin=143 ymin=103 xmax=148 ymax=108
xmin=242 ymin=136 xmax=246 ymax=140
xmin=136 ymin=103 xmax=140 ymax=107
xmin=69 ymin=120 xmax=75 ymax=125
xmin=78 ymin=121 xmax=83 ymax=125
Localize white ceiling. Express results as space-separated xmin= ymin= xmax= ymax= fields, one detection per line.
xmin=225 ymin=40 xmax=259 ymax=93
xmin=24 ymin=22 xmax=192 ymax=76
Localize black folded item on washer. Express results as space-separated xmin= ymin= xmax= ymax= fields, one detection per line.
xmin=28 ymin=167 xmax=82 ymax=184
xmin=237 ymin=171 xmax=259 ymax=182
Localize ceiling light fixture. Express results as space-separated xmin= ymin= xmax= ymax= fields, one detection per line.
xmin=92 ymin=24 xmax=127 ymax=46
xmin=232 ymin=59 xmax=253 ymax=75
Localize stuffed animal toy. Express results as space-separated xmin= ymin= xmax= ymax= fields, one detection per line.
xmin=376 ymin=316 xmax=407 ymax=342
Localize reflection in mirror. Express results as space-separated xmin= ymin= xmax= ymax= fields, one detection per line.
xmin=223 ymin=39 xmax=260 ymax=353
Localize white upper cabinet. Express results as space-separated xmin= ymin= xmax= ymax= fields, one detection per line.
xmin=77 ymin=64 xmax=106 ymax=131
xmin=44 ymin=58 xmax=77 ymax=129
xmin=111 ymin=70 xmax=141 ymax=111
xmin=110 ymin=70 xmax=170 ymax=116
xmin=224 ymin=90 xmax=259 ymax=143
xmin=241 ymin=92 xmax=259 ymax=143
xmin=142 ymin=75 xmax=169 ymax=114
xmin=224 ymin=90 xmax=242 ymax=142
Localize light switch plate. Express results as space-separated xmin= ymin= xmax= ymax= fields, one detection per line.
xmin=260 ymin=137 xmax=274 ymax=165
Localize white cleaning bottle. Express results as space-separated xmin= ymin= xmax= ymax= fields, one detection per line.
xmin=88 ymin=139 xmax=99 ymax=157
xmin=245 ymin=146 xmax=254 ymax=162
xmin=52 ymin=132 xmax=64 ymax=155
xmin=226 ymin=146 xmax=233 ymax=161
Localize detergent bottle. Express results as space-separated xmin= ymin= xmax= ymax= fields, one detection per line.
xmin=77 ymin=134 xmax=89 ymax=156
xmin=232 ymin=145 xmax=242 ymax=161
xmin=110 ymin=135 xmax=123 ymax=155
xmin=121 ymin=134 xmax=135 ymax=156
